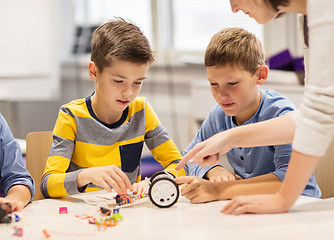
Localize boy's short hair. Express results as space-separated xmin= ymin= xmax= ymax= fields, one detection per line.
xmin=204 ymin=27 xmax=265 ymax=75
xmin=91 ymin=18 xmax=155 ymax=72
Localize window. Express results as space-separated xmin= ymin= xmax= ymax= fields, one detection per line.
xmin=68 ymin=0 xmax=263 ymax=59
xmin=171 ymin=0 xmax=263 ymax=52
xmin=70 ymin=0 xmax=152 ymax=58
xmin=74 ymin=0 xmax=152 ymax=43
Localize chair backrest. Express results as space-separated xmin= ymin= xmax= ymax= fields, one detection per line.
xmin=315 ymin=139 xmax=334 ymax=199
xmin=26 ymin=131 xmax=53 ymax=201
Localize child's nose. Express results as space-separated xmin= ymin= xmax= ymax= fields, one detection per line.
xmin=218 ymin=88 xmax=229 ymax=96
xmin=122 ymin=87 xmax=133 ymax=98
xmin=218 ymin=89 xmax=230 ymax=100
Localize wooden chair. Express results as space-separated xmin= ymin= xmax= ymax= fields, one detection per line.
xmin=26 ymin=131 xmax=53 ymax=201
xmin=315 ymin=139 xmax=334 ymax=199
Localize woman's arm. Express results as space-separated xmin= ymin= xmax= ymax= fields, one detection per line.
xmin=176 ymin=114 xmax=296 ymax=170
xmin=221 ymin=0 xmax=334 ymax=215
xmin=222 ymin=150 xmax=320 ymax=214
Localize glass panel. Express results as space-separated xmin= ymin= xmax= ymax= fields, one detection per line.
xmin=172 ymin=0 xmax=263 ymax=51
xmin=74 ymin=0 xmax=152 ymax=44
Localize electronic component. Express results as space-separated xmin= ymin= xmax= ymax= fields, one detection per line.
xmin=113 ymin=170 xmax=180 ymax=208
xmin=59 ymin=207 xmax=67 ymax=214
xmin=114 ymin=192 xmax=147 ymax=208
xmin=13 ymin=226 xmax=23 ymax=237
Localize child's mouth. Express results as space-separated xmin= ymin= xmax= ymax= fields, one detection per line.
xmin=222 ymin=103 xmax=234 ymax=108
xmin=118 ymin=100 xmax=129 ymax=105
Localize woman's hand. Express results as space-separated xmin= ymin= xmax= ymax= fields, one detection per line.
xmin=176 ymin=131 xmax=234 ymax=170
xmin=221 ymin=193 xmax=289 ymax=215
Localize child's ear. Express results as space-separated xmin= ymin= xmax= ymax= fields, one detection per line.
xmin=257 ymin=65 xmax=269 ymax=85
xmin=88 ymin=61 xmax=98 ymax=81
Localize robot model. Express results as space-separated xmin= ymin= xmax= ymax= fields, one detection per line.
xmin=115 ymin=170 xmax=179 ymax=208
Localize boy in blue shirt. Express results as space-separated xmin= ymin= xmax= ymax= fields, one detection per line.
xmin=175 ymin=28 xmax=320 ymax=203
xmin=0 ymin=114 xmax=34 ymax=211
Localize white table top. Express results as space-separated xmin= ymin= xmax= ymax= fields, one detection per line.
xmin=1 ymin=191 xmax=334 ymax=240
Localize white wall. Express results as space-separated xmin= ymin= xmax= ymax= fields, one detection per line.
xmin=0 ymin=0 xmax=60 ymax=101
xmin=264 ymin=13 xmax=303 ymax=58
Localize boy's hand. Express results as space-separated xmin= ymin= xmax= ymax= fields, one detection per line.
xmin=132 ymin=178 xmax=150 ymax=195
xmin=77 ymin=165 xmax=132 ymax=195
xmin=204 ymin=166 xmax=241 ymax=182
xmin=0 ymin=198 xmax=24 ymax=212
xmin=174 ymin=176 xmax=219 ymax=203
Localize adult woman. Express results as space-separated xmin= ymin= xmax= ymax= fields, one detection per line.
xmin=176 ymin=0 xmax=334 ymax=214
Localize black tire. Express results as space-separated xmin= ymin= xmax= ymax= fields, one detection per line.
xmin=149 ymin=170 xmax=174 ymax=183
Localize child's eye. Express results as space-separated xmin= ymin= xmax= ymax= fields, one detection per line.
xmin=210 ymin=82 xmax=218 ymax=86
xmin=228 ymin=82 xmax=238 ymax=86
xmin=134 ymin=81 xmax=143 ymax=85
xmin=114 ymin=80 xmax=123 ymax=83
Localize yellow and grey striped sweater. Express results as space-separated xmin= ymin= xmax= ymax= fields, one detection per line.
xmin=41 ymin=96 xmax=187 ymax=198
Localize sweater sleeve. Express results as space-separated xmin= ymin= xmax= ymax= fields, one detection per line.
xmin=41 ymin=106 xmax=86 ymax=198
xmin=292 ymin=0 xmax=334 ymax=156
xmin=0 ymin=114 xmax=35 ymax=202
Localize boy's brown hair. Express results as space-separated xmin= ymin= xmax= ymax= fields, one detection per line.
xmin=91 ymin=18 xmax=155 ymax=72
xmin=205 ymin=27 xmax=265 ymax=75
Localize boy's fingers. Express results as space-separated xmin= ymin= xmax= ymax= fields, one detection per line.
xmin=109 ymin=171 xmax=127 ymax=194
xmin=222 ymin=176 xmax=229 ymax=181
xmin=214 ymin=177 xmax=223 ymax=182
xmin=182 ymin=188 xmax=199 ymax=201
xmin=140 ymin=184 xmax=147 ymax=195
xmin=13 ymin=202 xmax=24 ymax=212
xmin=100 ymin=179 xmax=116 ymax=193
xmin=230 ymin=174 xmax=237 ymax=180
xmin=114 ymin=168 xmax=133 ymax=191
xmin=144 ymin=185 xmax=149 ymax=194
xmin=174 ymin=176 xmax=195 ymax=185
xmin=8 ymin=201 xmax=17 ymax=212
xmin=132 ymin=183 xmax=139 ymax=193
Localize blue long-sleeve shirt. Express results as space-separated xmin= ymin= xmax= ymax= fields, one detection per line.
xmin=0 ymin=114 xmax=35 ymax=201
xmin=186 ymin=89 xmax=321 ymax=198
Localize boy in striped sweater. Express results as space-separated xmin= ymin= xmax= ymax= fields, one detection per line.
xmin=41 ymin=18 xmax=187 ymax=198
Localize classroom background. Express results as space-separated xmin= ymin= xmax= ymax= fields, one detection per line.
xmin=0 ymin=0 xmax=305 ymax=167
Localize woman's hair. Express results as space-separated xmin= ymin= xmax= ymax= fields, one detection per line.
xmin=265 ymin=0 xmax=290 ymax=18
xmin=205 ymin=28 xmax=265 ymax=75
xmin=265 ymin=0 xmax=290 ymax=12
